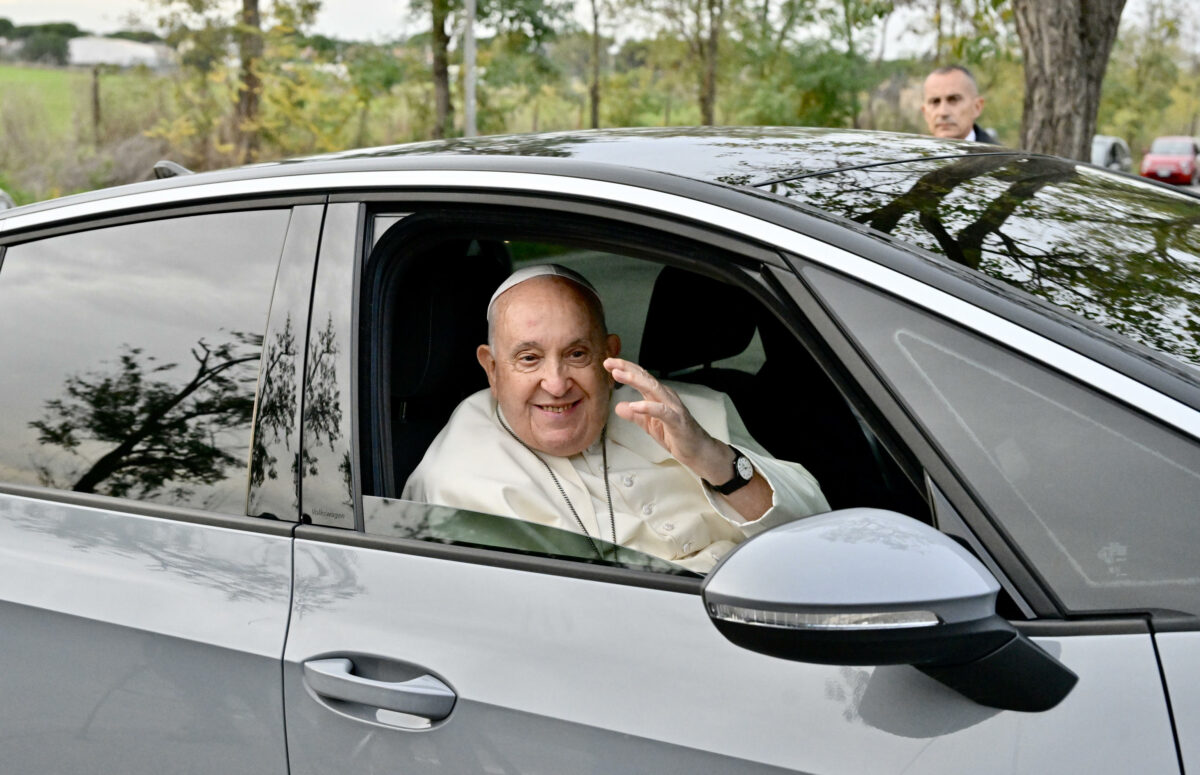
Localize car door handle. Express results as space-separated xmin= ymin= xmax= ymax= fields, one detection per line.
xmin=303 ymin=658 xmax=456 ymax=720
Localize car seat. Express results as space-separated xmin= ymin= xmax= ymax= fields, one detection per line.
xmin=386 ymin=239 xmax=511 ymax=491
xmin=638 ymin=265 xmax=899 ymax=511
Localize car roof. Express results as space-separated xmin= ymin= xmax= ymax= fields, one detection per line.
xmin=0 ymin=127 xmax=1020 ymax=224
xmin=285 ymin=127 xmax=1014 ymax=184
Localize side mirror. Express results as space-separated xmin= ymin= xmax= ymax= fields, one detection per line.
xmin=702 ymin=509 xmax=1077 ymax=712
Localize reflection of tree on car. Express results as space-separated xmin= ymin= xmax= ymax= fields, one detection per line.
xmin=769 ymin=151 xmax=1200 ymax=368
xmin=30 ymin=334 xmax=260 ymax=502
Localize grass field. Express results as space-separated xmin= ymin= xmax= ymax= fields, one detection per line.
xmin=0 ymin=64 xmax=180 ymax=202
xmin=0 ymin=65 xmax=91 ymax=136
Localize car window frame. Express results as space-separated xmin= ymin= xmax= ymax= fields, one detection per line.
xmin=311 ymin=192 xmax=930 ymax=593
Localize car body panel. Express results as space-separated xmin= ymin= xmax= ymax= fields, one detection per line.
xmin=284 ymin=536 xmax=1178 ymax=774
xmin=1158 ymin=631 xmax=1200 ymax=773
xmin=0 ymin=491 xmax=292 ymax=773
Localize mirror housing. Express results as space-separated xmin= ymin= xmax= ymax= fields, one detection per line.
xmin=702 ymin=509 xmax=1077 ymax=712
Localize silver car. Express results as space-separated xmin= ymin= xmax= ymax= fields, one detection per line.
xmin=0 ymin=128 xmax=1197 ymax=774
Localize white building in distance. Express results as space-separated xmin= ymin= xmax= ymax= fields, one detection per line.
xmin=68 ymin=37 xmax=173 ymax=70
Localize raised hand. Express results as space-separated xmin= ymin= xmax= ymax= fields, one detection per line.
xmin=604 ymin=357 xmax=733 ymax=485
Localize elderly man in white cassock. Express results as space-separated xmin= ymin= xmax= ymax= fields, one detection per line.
xmin=402 ymin=264 xmax=829 ymax=572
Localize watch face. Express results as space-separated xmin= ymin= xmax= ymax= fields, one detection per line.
xmin=735 ymin=455 xmax=754 ymax=481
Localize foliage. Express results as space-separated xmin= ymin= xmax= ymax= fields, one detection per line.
xmin=1098 ymin=0 xmax=1188 ymax=159
xmin=1 ymin=0 xmax=1199 ymax=198
xmin=20 ymin=32 xmax=70 ymax=65
xmin=344 ymin=41 xmax=411 ymax=145
xmin=6 ymin=21 xmax=88 ymax=40
xmin=108 ymin=30 xmax=165 ymax=43
xmin=903 ymin=0 xmax=1017 ymax=65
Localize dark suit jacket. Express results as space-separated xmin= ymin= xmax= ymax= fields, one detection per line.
xmin=973 ymin=124 xmax=1000 ymax=145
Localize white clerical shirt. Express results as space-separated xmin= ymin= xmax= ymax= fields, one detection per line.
xmin=402 ymin=382 xmax=829 ymax=572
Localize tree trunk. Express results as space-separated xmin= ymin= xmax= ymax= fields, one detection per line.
xmin=236 ymin=0 xmax=262 ymax=163
xmin=589 ymin=0 xmax=601 ymax=128
xmin=356 ymin=102 xmax=370 ymax=147
xmin=1013 ymin=0 xmax=1126 ymax=160
xmin=431 ymin=0 xmax=454 ymax=139
xmin=463 ymin=0 xmax=477 ymax=137
xmin=699 ymin=0 xmax=721 ymax=125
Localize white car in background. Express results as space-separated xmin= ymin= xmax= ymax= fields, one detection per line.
xmin=1091 ymin=134 xmax=1133 ymax=172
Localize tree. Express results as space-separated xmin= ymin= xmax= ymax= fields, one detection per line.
xmin=589 ymin=0 xmax=605 ymax=127
xmin=150 ymin=2 xmax=237 ymax=168
xmin=1012 ymin=0 xmax=1126 ymax=159
xmin=345 ymin=43 xmax=408 ymax=147
xmin=632 ymin=0 xmax=737 ymax=124
xmin=1099 ymin=0 xmax=1189 ymax=159
xmin=20 ymin=31 xmax=70 ymax=65
xmin=414 ymin=0 xmax=569 ymax=137
xmin=236 ymin=0 xmax=264 ymax=163
xmin=432 ymin=0 xmax=455 ymax=138
xmin=902 ymin=0 xmax=1017 ymax=65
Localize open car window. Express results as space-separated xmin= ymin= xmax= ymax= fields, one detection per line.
xmin=357 ymin=207 xmax=929 ymax=577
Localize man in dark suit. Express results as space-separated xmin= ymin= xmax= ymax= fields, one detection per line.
xmin=921 ymin=65 xmax=998 ymax=144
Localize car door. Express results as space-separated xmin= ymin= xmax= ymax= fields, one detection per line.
xmin=282 ymin=192 xmax=1182 ymax=774
xmin=0 ymin=202 xmax=323 ymax=774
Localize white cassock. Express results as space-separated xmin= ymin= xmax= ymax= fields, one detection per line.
xmin=402 ymin=381 xmax=829 ymax=572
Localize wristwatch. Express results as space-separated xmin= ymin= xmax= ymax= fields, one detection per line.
xmin=706 ymin=445 xmax=755 ymax=495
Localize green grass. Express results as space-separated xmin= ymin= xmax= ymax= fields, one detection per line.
xmin=0 ymin=65 xmax=89 ymax=136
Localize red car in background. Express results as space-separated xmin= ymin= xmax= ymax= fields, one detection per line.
xmin=1140 ymin=135 xmax=1200 ymax=185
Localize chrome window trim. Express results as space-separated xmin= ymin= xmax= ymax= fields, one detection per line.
xmin=5 ymin=169 xmax=1198 ymax=441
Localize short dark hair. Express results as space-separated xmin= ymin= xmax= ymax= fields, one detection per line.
xmin=929 ymin=64 xmax=980 ymax=94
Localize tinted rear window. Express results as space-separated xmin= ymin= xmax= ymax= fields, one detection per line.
xmin=0 ymin=210 xmax=289 ymax=513
xmin=766 ymin=155 xmax=1200 ymax=372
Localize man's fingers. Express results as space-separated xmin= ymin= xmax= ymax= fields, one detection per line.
xmin=605 ymin=357 xmax=674 ymax=403
xmin=616 ymin=399 xmax=674 ymax=422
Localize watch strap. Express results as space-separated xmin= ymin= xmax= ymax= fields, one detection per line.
xmin=706 ymin=444 xmax=754 ymax=495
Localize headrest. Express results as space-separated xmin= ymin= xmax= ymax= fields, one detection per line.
xmin=639 ymin=266 xmax=758 ymax=375
xmin=391 ymin=240 xmax=510 ymax=397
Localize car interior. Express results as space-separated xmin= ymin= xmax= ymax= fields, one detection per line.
xmin=359 ymin=207 xmax=930 ymax=563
